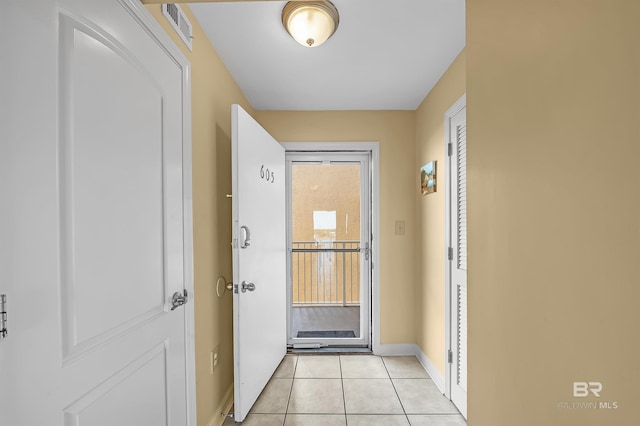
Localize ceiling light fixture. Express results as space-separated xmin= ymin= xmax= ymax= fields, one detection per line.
xmin=282 ymin=1 xmax=340 ymax=48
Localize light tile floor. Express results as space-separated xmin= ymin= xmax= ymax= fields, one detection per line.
xmin=223 ymin=355 xmax=466 ymax=425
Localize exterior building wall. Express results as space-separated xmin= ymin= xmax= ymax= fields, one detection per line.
xmin=291 ymin=164 xmax=361 ymax=304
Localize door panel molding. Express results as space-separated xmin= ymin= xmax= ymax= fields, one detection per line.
xmin=58 ymin=12 xmax=168 ymax=362
xmin=63 ymin=342 xmax=170 ymax=426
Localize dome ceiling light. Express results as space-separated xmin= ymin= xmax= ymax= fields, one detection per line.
xmin=282 ymin=1 xmax=340 ymax=48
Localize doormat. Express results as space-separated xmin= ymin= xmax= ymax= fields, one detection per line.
xmin=297 ymin=330 xmax=356 ymax=338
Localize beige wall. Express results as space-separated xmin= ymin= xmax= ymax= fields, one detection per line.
xmin=415 ymin=50 xmax=466 ymax=375
xmin=255 ymin=111 xmax=417 ymax=344
xmin=146 ymin=5 xmax=253 ymax=426
xmin=467 ymin=1 xmax=640 ymax=425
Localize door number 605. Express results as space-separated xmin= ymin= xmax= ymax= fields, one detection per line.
xmin=260 ymin=165 xmax=275 ymax=183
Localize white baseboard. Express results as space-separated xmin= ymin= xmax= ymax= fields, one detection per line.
xmin=207 ymin=384 xmax=234 ymax=426
xmin=373 ymin=343 xmax=418 ymax=356
xmin=415 ymin=346 xmax=446 ymax=394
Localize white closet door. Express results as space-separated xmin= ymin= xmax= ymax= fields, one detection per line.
xmin=450 ymin=104 xmax=467 ymax=418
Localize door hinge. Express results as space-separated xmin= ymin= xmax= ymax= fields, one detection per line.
xmin=447 ymin=142 xmax=453 ymax=157
xmin=1 ymin=294 xmax=7 ymax=341
xmin=448 ymin=349 xmax=453 ymax=364
xmin=448 ymin=247 xmax=453 ymax=261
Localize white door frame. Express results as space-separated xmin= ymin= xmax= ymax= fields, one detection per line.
xmin=280 ymin=142 xmax=380 ymax=351
xmin=129 ymin=3 xmax=197 ymax=420
xmin=285 ymin=152 xmax=371 ymax=347
xmin=444 ymin=94 xmax=466 ymax=413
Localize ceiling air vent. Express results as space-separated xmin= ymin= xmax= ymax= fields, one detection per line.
xmin=162 ymin=4 xmax=193 ymax=51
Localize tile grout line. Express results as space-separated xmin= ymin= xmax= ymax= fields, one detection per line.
xmin=283 ymin=355 xmax=299 ymax=425
xmin=382 ymin=356 xmax=412 ymax=425
xmin=339 ymin=355 xmax=348 ymax=425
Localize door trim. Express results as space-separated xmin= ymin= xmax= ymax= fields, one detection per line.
xmin=119 ymin=1 xmax=196 ymax=423
xmin=444 ymin=94 xmax=466 ymax=407
xmin=281 ymin=142 xmax=380 ymax=351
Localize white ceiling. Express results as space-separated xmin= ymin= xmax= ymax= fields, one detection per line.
xmin=189 ymin=0 xmax=465 ymax=110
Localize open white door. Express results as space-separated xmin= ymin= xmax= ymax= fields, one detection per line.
xmin=232 ymin=105 xmax=287 ymax=422
xmin=0 ymin=1 xmax=194 ymax=424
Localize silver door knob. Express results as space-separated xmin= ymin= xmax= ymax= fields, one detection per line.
xmin=170 ymin=289 xmax=188 ymax=310
xmin=241 ymin=281 xmax=256 ymax=293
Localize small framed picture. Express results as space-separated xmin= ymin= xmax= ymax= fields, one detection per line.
xmin=421 ymin=161 xmax=437 ymax=195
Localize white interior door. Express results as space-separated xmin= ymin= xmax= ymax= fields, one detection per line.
xmin=449 ymin=103 xmax=468 ymax=418
xmin=0 ymin=1 xmax=194 ymax=425
xmin=232 ymin=105 xmax=287 ymax=422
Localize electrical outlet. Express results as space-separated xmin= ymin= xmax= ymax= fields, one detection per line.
xmin=211 ymin=345 xmax=220 ymax=374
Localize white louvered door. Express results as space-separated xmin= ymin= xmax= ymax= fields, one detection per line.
xmin=449 ymin=103 xmax=467 ymax=417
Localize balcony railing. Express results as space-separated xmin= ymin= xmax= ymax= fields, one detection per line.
xmin=291 ymin=241 xmax=361 ymax=306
